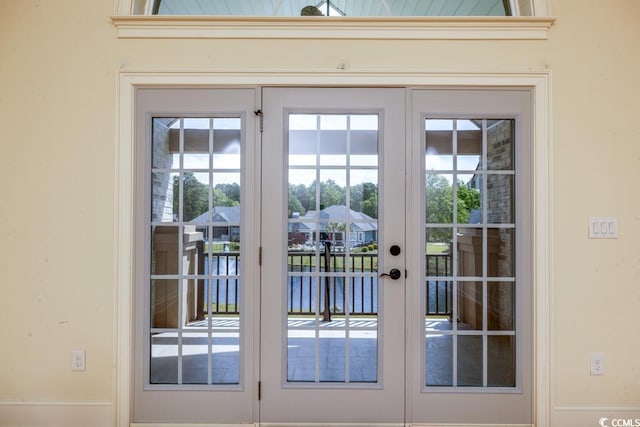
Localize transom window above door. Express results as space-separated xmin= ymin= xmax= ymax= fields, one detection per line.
xmin=151 ymin=0 xmax=517 ymax=16
xmin=115 ymin=0 xmax=554 ymax=39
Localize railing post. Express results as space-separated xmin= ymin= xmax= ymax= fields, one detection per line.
xmin=322 ymin=242 xmax=332 ymax=322
xmin=196 ymin=240 xmax=205 ymax=320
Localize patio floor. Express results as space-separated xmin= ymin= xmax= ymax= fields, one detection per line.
xmin=150 ymin=316 xmax=514 ymax=387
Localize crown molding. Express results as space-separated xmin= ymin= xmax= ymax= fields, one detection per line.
xmin=110 ymin=16 xmax=556 ymax=40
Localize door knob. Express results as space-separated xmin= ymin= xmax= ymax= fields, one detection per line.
xmin=379 ymin=268 xmax=402 ymax=280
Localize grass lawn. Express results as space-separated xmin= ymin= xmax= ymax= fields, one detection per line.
xmin=426 ymin=243 xmax=450 ymax=254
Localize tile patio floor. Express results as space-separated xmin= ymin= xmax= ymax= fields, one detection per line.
xmin=150 ymin=316 xmax=514 ymax=387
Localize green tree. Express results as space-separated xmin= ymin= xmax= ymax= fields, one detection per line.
xmin=457 ymin=182 xmax=481 ymax=223
xmin=425 ymin=174 xmax=480 ymax=243
xmin=291 ymin=183 xmax=311 ymax=214
xmin=215 ymin=183 xmax=240 ymax=205
xmin=288 ymin=186 xmax=305 ymax=217
xmin=174 ymin=172 xmax=209 ymax=221
xmin=349 ymin=184 xmax=364 ymax=212
xmin=361 ymin=192 xmax=378 ymax=219
xmin=425 ymin=174 xmax=453 ymax=224
xmin=319 ymin=179 xmax=345 ymax=208
xmin=213 ymin=187 xmax=239 ymax=207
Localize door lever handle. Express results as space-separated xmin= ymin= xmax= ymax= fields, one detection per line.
xmin=379 ymin=268 xmax=402 ymax=280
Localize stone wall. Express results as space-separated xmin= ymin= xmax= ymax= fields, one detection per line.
xmin=151 ymin=119 xmax=175 ymax=222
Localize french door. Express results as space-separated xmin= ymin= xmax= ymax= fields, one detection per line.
xmin=134 ymin=86 xmax=532 ymax=426
xmin=260 ymin=88 xmax=407 ymax=424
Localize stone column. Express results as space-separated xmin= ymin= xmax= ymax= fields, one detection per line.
xmin=151 ymin=225 xmax=204 ymax=328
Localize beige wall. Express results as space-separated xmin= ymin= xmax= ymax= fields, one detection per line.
xmin=1 ymin=0 xmax=639 ymax=426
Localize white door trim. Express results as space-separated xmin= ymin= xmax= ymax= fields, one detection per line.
xmin=115 ymin=69 xmax=552 ymax=427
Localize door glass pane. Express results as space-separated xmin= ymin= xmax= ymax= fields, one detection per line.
xmin=487 ymin=120 xmax=514 ymax=170
xmin=487 ymin=174 xmax=514 ymax=223
xmin=152 ymin=172 xmax=179 ymax=222
xmin=487 ymin=335 xmax=516 ymax=387
xmin=426 ymin=335 xmax=452 ymax=386
xmin=182 ymin=332 xmax=210 ymax=384
xmin=183 ymin=118 xmax=211 ymax=169
xmin=487 ymin=281 xmax=514 ymax=331
xmin=457 ymin=335 xmax=483 ymax=386
xmin=426 ymin=174 xmax=454 ymax=223
xmin=424 ymin=118 xmax=516 ymax=389
xmin=488 ymin=228 xmax=514 ymax=277
xmin=150 ymin=117 xmax=242 ymax=386
xmin=287 ymin=113 xmax=379 ymax=384
xmin=458 ymin=281 xmax=483 ymax=330
xmin=183 ymin=172 xmax=210 ymax=222
xmin=150 ymin=333 xmax=178 ymax=384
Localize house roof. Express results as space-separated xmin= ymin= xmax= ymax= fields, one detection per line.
xmin=191 ymin=205 xmax=240 ymax=224
xmin=292 ymin=205 xmax=377 ymax=232
xmin=192 ymin=204 xmax=376 ymax=232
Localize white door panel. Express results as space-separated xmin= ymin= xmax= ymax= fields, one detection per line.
xmin=408 ymin=89 xmax=533 ymax=424
xmin=133 ymin=88 xmax=259 ymax=423
xmin=260 ymin=87 xmax=406 ymax=424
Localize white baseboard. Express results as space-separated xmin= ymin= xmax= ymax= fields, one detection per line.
xmin=131 ymin=423 xmax=532 ymax=427
xmin=409 ymin=424 xmax=532 ymax=427
xmin=0 ymin=401 xmax=112 ymax=427
xmin=132 ymin=424 xmax=255 ymax=427
xmin=260 ymin=424 xmax=530 ymax=427
xmin=258 ymin=424 xmax=404 ymax=427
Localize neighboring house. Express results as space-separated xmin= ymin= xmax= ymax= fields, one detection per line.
xmin=289 ymin=205 xmax=378 ymax=249
xmin=192 ymin=206 xmax=241 ymax=242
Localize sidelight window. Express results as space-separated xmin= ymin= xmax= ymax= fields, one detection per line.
xmin=424 ymin=118 xmax=517 ymax=388
xmin=149 ymin=116 xmax=242 ymax=387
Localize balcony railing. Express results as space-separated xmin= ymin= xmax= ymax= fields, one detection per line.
xmin=203 ymin=251 xmax=453 ymax=317
xmin=287 ymin=251 xmax=378 ymax=316
xmin=425 ymin=253 xmax=452 ymax=316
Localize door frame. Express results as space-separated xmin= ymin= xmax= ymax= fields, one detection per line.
xmin=115 ymin=71 xmax=552 ymax=427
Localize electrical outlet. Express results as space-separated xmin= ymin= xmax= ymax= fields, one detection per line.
xmin=71 ymin=349 xmax=86 ymax=372
xmin=590 ymin=352 xmax=604 ymax=375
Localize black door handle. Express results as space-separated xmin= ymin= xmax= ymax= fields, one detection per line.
xmin=379 ymin=268 xmax=402 ymax=280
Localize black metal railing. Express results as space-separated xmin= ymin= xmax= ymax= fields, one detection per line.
xmin=206 ymin=252 xmax=240 ymax=315
xmin=287 ymin=251 xmax=378 ymax=316
xmin=425 ymin=253 xmax=453 ymax=316
xmin=201 ymin=250 xmax=453 ymax=317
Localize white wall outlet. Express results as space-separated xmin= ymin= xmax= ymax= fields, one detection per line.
xmin=589 ymin=217 xmax=618 ymax=239
xmin=590 ymin=352 xmax=604 ymax=375
xmin=71 ymin=349 xmax=86 ymax=372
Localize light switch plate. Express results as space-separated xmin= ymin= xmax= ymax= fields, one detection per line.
xmin=591 ymin=351 xmax=604 ymax=375
xmin=71 ymin=349 xmax=86 ymax=371
xmin=589 ymin=217 xmax=618 ymax=239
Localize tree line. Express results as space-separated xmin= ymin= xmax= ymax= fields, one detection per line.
xmin=288 ymin=179 xmax=378 ymax=218
xmin=174 ymin=172 xmax=480 ymax=229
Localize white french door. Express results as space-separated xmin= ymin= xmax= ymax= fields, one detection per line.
xmin=133 ymin=88 xmax=259 ymax=424
xmin=407 ymin=89 xmax=533 ymax=424
xmin=260 ymin=87 xmax=407 ymax=424
xmin=133 ymin=86 xmax=533 ymax=426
